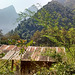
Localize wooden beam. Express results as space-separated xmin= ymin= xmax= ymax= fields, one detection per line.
xmin=11 ymin=60 xmax=14 ymax=71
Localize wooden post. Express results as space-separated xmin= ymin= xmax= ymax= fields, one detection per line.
xmin=16 ymin=65 xmax=19 ymax=73
xmin=54 ymin=71 xmax=56 ymax=75
xmin=11 ymin=60 xmax=14 ymax=71
xmin=20 ymin=61 xmax=22 ymax=75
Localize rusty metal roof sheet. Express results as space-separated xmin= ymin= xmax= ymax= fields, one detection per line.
xmin=0 ymin=45 xmax=20 ymax=53
xmin=2 ymin=50 xmax=20 ymax=60
xmin=2 ymin=46 xmax=65 ymax=62
xmin=0 ymin=45 xmax=16 ymax=51
xmin=22 ymin=46 xmax=65 ymax=61
xmin=0 ymin=45 xmax=8 ymax=50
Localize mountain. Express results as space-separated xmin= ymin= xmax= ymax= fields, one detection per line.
xmin=23 ymin=5 xmax=38 ymax=19
xmin=11 ymin=1 xmax=75 ymax=41
xmin=52 ymin=0 xmax=66 ymax=4
xmin=0 ymin=5 xmax=18 ymax=34
xmin=26 ymin=5 xmax=38 ymax=13
xmin=52 ymin=0 xmax=75 ymax=9
xmin=65 ymin=0 xmax=75 ymax=9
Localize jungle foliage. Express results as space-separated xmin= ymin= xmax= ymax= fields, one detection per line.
xmin=11 ymin=1 xmax=75 ymax=41
xmin=0 ymin=1 xmax=75 ymax=75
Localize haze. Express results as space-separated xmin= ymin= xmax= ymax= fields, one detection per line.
xmin=0 ymin=0 xmax=52 ymax=13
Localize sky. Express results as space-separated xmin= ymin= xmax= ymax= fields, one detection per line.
xmin=0 ymin=0 xmax=52 ymax=13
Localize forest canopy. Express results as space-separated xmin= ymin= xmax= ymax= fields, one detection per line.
xmin=10 ymin=1 xmax=75 ymax=41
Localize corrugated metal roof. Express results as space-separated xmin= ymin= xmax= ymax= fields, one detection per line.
xmin=0 ymin=45 xmax=20 ymax=53
xmin=2 ymin=50 xmax=20 ymax=60
xmin=2 ymin=46 xmax=65 ymax=62
xmin=0 ymin=45 xmax=16 ymax=51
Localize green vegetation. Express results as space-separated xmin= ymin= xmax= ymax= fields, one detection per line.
xmin=0 ymin=32 xmax=20 ymax=45
xmin=10 ymin=1 xmax=75 ymax=41
xmin=31 ymin=4 xmax=75 ymax=74
xmin=0 ymin=60 xmax=14 ymax=75
xmin=0 ymin=1 xmax=75 ymax=75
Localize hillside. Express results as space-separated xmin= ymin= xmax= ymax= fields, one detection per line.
xmin=0 ymin=5 xmax=18 ymax=34
xmin=25 ymin=5 xmax=38 ymax=13
xmin=52 ymin=0 xmax=75 ymax=9
xmin=52 ymin=0 xmax=66 ymax=4
xmin=12 ymin=1 xmax=75 ymax=41
xmin=24 ymin=5 xmax=38 ymax=19
xmin=65 ymin=0 xmax=75 ymax=9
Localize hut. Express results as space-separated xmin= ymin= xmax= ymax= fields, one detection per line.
xmin=0 ymin=45 xmax=21 ymax=72
xmin=1 ymin=46 xmax=65 ymax=75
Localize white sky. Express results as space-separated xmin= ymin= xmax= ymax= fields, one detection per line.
xmin=0 ymin=0 xmax=52 ymax=13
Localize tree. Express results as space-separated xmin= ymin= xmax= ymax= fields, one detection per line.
xmin=31 ymin=6 xmax=75 ymax=75
xmin=14 ymin=3 xmax=75 ymax=74
xmin=0 ymin=29 xmax=3 ymax=37
xmin=1 ymin=33 xmax=20 ymax=45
